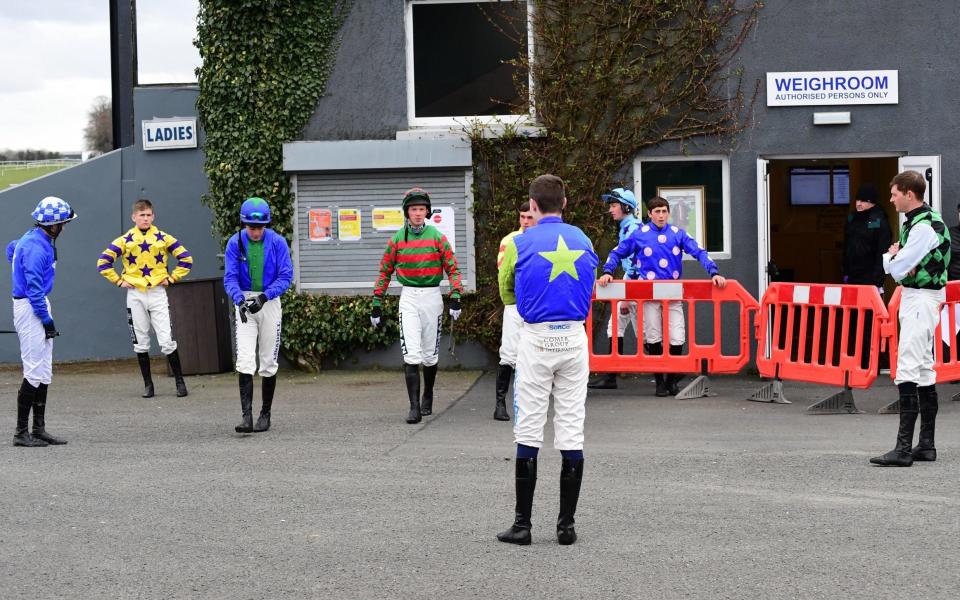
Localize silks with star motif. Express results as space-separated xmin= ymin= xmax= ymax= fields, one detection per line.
xmin=498 ymin=215 xmax=599 ymax=324
xmin=97 ymin=225 xmax=193 ymax=290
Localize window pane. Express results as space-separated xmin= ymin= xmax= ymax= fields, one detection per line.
xmin=640 ymin=160 xmax=725 ymax=252
xmin=412 ymin=1 xmax=527 ymax=118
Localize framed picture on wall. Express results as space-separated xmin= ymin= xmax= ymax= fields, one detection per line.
xmin=656 ymin=185 xmax=706 ymax=249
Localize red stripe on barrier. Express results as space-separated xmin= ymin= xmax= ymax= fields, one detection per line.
xmin=624 ymin=286 xmax=653 ymax=300
xmin=809 ymin=287 xmax=825 ymax=305
xmin=947 ymin=284 xmax=960 ymax=303
xmin=841 ymin=287 xmax=858 ymax=306
xmin=777 ymin=284 xmax=794 ymax=304
xmin=682 ymin=281 xmax=713 ymax=300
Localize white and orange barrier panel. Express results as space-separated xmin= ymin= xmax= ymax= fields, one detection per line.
xmin=751 ymin=283 xmax=889 ymax=413
xmin=587 ymin=279 xmax=759 ymax=398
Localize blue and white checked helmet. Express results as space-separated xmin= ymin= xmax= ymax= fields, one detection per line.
xmin=31 ymin=196 xmax=77 ymax=225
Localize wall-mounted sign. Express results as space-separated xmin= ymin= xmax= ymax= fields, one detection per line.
xmin=429 ymin=207 xmax=455 ymax=251
xmin=372 ymin=207 xmax=404 ymax=232
xmin=309 ymin=208 xmax=332 ymax=241
xmin=338 ymin=208 xmax=361 ymax=241
xmin=766 ymin=70 xmax=898 ymax=107
xmin=142 ymin=118 xmax=198 ymax=150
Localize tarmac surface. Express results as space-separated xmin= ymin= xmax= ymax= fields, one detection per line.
xmin=2 ymin=361 xmax=960 ymax=599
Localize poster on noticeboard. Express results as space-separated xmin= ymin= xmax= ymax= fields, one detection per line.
xmin=308 ymin=208 xmax=332 ymax=242
xmin=338 ymin=208 xmax=361 ymax=241
xmin=428 ymin=207 xmax=455 ymax=251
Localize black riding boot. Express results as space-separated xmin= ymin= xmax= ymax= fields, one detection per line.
xmin=137 ymin=352 xmax=154 ymax=398
xmin=13 ymin=379 xmax=46 ymax=447
xmin=254 ymin=375 xmax=276 ymax=432
xmin=587 ymin=336 xmax=617 ymax=389
xmin=646 ymin=343 xmax=668 ymax=396
xmin=167 ymin=350 xmax=188 ymax=397
xmin=666 ymin=344 xmax=685 ymax=395
xmin=404 ymin=364 xmax=421 ymax=424
xmin=912 ymin=385 xmax=938 ymax=461
xmin=870 ymin=383 xmax=918 ymax=466
xmin=494 ymin=364 xmax=513 ymax=421
xmin=557 ymin=457 xmax=584 ymax=545
xmin=32 ymin=383 xmax=66 ymax=445
xmin=497 ymin=457 xmax=537 ymax=545
xmin=235 ymin=373 xmax=254 ymax=433
xmin=421 ymin=364 xmax=437 ymax=416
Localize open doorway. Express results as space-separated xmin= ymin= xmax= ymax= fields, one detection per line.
xmin=767 ymin=157 xmax=900 ymax=295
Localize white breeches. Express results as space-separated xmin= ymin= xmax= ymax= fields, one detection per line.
xmin=513 ymin=321 xmax=589 ymax=451
xmin=235 ymin=292 xmax=282 ymax=377
xmin=399 ymin=286 xmax=443 ymax=367
xmin=895 ymin=287 xmax=944 ymax=387
xmin=499 ymin=304 xmax=523 ymax=367
xmin=14 ymin=298 xmax=52 ymax=386
xmin=127 ymin=287 xmax=177 ymax=354
xmin=606 ymin=301 xmax=637 ymax=338
xmin=642 ymin=300 xmax=685 ymax=346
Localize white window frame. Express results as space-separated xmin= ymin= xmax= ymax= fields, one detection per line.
xmin=633 ymin=154 xmax=732 ymax=260
xmin=405 ymin=0 xmax=537 ymax=129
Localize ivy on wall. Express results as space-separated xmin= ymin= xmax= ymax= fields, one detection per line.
xmin=195 ymin=0 xmax=350 ymax=242
xmin=460 ymin=0 xmax=763 ymax=351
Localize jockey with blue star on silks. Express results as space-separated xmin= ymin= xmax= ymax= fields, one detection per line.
xmin=496 ymin=174 xmax=599 ymax=547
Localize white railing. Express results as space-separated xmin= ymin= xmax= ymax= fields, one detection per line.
xmin=0 ymin=159 xmax=82 ymax=170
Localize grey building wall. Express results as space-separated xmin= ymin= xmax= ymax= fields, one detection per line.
xmin=0 ymin=86 xmax=218 ymax=363
xmin=640 ymin=0 xmax=960 ymax=295
xmin=302 ymin=1 xmax=407 ymax=140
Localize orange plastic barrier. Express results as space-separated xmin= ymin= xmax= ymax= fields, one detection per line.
xmin=886 ymin=282 xmax=960 ymax=382
xmin=587 ymin=279 xmax=758 ymax=375
xmin=755 ymin=283 xmax=889 ymax=389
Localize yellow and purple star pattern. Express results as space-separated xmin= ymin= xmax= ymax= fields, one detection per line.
xmin=97 ymin=225 xmax=192 ymax=290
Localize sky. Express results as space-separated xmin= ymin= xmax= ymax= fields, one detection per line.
xmin=0 ymin=0 xmax=201 ymax=153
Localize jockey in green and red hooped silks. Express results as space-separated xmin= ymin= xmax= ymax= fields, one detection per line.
xmin=370 ymin=188 xmax=463 ymax=424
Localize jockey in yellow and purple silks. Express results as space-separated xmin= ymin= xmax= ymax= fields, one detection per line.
xmin=97 ymin=198 xmax=193 ymax=398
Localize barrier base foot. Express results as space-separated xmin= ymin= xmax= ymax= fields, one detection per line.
xmin=806 ymin=387 xmax=864 ymax=414
xmin=952 ymin=390 xmax=960 ymax=402
xmin=878 ymin=398 xmax=900 ymax=414
xmin=675 ymin=375 xmax=715 ymax=400
xmin=747 ymin=379 xmax=791 ymax=404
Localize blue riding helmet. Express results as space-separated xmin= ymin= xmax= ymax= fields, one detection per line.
xmin=240 ymin=197 xmax=271 ymax=224
xmin=31 ymin=196 xmax=78 ymax=225
xmin=601 ymin=188 xmax=638 ymax=213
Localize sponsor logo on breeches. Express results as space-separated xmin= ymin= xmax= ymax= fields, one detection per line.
xmin=126 ymin=308 xmax=138 ymax=345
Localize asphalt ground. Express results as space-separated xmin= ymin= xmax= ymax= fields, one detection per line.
xmin=1 ymin=361 xmax=959 ymax=599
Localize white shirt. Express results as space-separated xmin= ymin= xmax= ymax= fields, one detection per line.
xmin=883 ymin=222 xmax=939 ymax=282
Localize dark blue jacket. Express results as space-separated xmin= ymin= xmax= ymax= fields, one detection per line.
xmin=223 ymin=228 xmax=294 ymax=305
